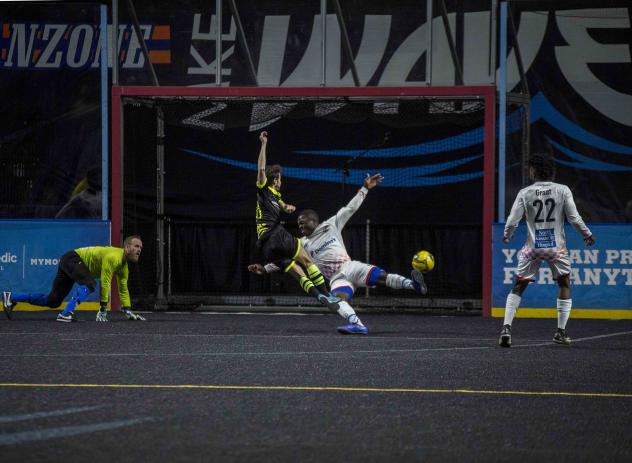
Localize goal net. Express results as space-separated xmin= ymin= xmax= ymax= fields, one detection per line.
xmin=112 ymin=86 xmax=495 ymax=313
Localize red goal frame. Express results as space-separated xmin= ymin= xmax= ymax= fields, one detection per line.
xmin=111 ymin=85 xmax=496 ymax=316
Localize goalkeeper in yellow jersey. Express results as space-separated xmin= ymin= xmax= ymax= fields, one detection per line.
xmin=2 ymin=235 xmax=145 ymax=323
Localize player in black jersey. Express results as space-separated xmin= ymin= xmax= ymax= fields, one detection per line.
xmin=254 ymin=131 xmax=340 ymax=311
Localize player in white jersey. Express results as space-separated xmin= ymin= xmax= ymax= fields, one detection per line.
xmin=249 ymin=173 xmax=427 ymax=335
xmin=499 ymin=153 xmax=595 ymax=347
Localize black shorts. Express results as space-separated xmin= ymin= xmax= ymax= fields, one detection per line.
xmin=259 ymin=226 xmax=300 ymax=271
xmin=58 ymin=251 xmax=97 ymax=290
xmin=45 ymin=251 xmax=97 ymax=307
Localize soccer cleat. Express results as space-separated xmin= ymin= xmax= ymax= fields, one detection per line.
xmin=337 ymin=323 xmax=368 ymax=335
xmin=318 ymin=294 xmax=341 ymax=312
xmin=3 ymin=291 xmax=15 ymax=320
xmin=96 ymin=310 xmax=108 ymax=322
xmin=56 ymin=312 xmax=79 ymax=323
xmin=498 ymin=324 xmax=512 ymax=347
xmin=411 ymin=270 xmax=428 ymax=296
xmin=124 ymin=309 xmax=146 ymax=321
xmin=553 ymin=329 xmax=571 ymax=345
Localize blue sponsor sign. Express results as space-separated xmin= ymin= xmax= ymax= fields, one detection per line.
xmin=0 ymin=220 xmax=110 ymax=302
xmin=493 ymin=224 xmax=632 ymax=310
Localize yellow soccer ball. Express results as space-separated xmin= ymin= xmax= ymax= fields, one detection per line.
xmin=412 ymin=250 xmax=435 ymax=273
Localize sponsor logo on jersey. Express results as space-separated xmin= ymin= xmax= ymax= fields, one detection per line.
xmin=312 ymin=238 xmax=337 ymax=256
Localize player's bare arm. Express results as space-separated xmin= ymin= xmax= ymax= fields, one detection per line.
xmin=257 ymin=131 xmax=268 ymax=185
xmin=364 ymin=172 xmax=384 ymax=190
xmin=248 ymin=264 xmax=266 ymax=275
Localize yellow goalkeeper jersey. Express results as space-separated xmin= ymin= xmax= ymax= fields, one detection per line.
xmin=74 ymin=246 xmax=131 ymax=307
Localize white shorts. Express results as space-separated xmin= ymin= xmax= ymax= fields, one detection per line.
xmin=515 ymin=246 xmax=571 ymax=281
xmin=329 ymin=260 xmax=379 ymax=295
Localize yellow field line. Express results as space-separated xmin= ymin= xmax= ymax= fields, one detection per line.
xmin=0 ymin=383 xmax=630 ymax=398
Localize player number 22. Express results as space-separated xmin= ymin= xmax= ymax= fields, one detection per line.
xmin=533 ymin=198 xmax=555 ymax=223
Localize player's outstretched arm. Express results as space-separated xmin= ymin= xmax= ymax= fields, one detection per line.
xmin=334 ymin=172 xmax=383 ymax=229
xmin=257 ymin=131 xmax=268 ymax=186
xmin=248 ymin=263 xmax=280 ymax=275
xmin=248 ymin=264 xmax=266 ymax=275
xmin=363 ymin=172 xmax=384 ymax=190
xmin=584 ymin=235 xmax=595 ymax=246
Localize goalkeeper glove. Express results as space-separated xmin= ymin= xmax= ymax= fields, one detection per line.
xmin=123 ymin=308 xmax=146 ymax=321
xmin=96 ymin=303 xmax=108 ymax=322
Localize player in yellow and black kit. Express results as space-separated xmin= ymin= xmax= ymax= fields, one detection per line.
xmin=2 ymin=236 xmax=146 ymax=322
xmin=255 ymin=131 xmax=340 ymax=311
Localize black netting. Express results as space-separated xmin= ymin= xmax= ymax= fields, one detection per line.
xmin=122 ymin=94 xmax=489 ymax=311
xmin=135 ymin=96 xmax=485 ymax=130
xmin=122 ymin=105 xmax=158 ymax=305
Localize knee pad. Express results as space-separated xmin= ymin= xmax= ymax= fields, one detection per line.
xmin=366 ymin=267 xmax=385 ymax=287
xmin=333 ymin=286 xmax=354 ymax=300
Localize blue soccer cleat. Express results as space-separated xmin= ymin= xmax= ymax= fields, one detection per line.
xmin=337 ymin=323 xmax=369 ymax=335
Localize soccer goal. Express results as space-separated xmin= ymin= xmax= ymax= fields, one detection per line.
xmin=111 ymin=86 xmax=495 ymax=314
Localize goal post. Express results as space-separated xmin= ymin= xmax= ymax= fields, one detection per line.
xmin=111 ymin=85 xmax=495 ymax=315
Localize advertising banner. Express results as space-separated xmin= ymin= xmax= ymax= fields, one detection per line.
xmin=0 ymin=3 xmax=103 ymax=220
xmin=2 ymin=2 xmax=631 ymax=226
xmin=492 ymin=224 xmax=632 ymax=318
xmin=0 ymin=220 xmax=110 ymax=305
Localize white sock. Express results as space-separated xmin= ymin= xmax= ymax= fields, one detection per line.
xmin=337 ymin=300 xmax=363 ymax=326
xmin=503 ymin=293 xmax=521 ymax=326
xmin=557 ymin=298 xmax=572 ymax=329
xmin=386 ymin=273 xmax=411 ymax=290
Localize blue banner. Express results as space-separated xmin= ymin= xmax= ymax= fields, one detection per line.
xmin=0 ymin=220 xmax=110 ymax=302
xmin=493 ymin=224 xmax=632 ymax=312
